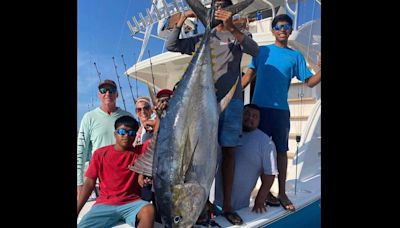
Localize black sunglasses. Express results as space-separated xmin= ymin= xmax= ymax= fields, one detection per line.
xmin=214 ymin=1 xmax=229 ymax=9
xmin=99 ymin=87 xmax=117 ymax=94
xmin=136 ymin=105 xmax=151 ymax=112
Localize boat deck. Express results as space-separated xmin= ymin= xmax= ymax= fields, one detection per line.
xmin=77 ymin=158 xmax=320 ymax=227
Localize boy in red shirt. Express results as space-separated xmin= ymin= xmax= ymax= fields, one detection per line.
xmin=77 ymin=115 xmax=154 ymax=228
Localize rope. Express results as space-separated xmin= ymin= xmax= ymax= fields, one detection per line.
xmin=116 ymin=0 xmax=133 ymax=52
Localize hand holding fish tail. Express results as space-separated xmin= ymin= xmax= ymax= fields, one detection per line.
xmin=182 ymin=9 xmax=196 ymax=19
xmin=215 ymin=9 xmax=245 ymax=42
xmin=214 ymin=9 xmax=234 ymax=28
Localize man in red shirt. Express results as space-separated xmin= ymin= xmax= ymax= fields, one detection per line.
xmin=77 ymin=115 xmax=154 ymax=228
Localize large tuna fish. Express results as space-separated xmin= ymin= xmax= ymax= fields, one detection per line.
xmin=131 ymin=0 xmax=254 ymax=227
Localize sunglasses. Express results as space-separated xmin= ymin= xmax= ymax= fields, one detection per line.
xmin=115 ymin=128 xmax=137 ymax=136
xmin=158 ymin=97 xmax=170 ymax=103
xmin=272 ymin=24 xmax=292 ymax=31
xmin=136 ymin=105 xmax=151 ymax=112
xmin=99 ymin=87 xmax=117 ymax=94
xmin=214 ymin=1 xmax=228 ymax=9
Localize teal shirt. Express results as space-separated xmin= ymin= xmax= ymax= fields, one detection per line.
xmin=248 ymin=44 xmax=313 ymax=110
xmin=77 ymin=107 xmax=133 ymax=185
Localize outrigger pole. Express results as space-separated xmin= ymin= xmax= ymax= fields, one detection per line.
xmin=121 ymin=54 xmax=137 ymax=104
xmin=112 ymin=56 xmax=127 ymax=111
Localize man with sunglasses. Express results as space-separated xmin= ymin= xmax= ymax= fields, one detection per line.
xmin=77 ymin=115 xmax=155 ymax=227
xmin=242 ymin=14 xmax=321 ymax=212
xmin=166 ymin=0 xmax=258 ymax=225
xmin=77 ymin=79 xmax=133 ymax=200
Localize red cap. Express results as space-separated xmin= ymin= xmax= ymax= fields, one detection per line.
xmin=156 ymin=89 xmax=173 ymax=98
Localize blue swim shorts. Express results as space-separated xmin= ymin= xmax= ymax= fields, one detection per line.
xmin=218 ymin=99 xmax=243 ymax=147
xmin=258 ymin=107 xmax=290 ymax=153
xmin=78 ymin=199 xmax=150 ymax=227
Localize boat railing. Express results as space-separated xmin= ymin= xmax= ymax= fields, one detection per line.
xmin=127 ymin=0 xmax=188 ymax=36
xmin=285 ymin=0 xmax=321 ymax=31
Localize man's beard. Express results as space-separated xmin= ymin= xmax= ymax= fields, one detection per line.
xmin=242 ymin=126 xmax=253 ymax=132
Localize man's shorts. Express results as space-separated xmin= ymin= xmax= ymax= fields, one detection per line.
xmin=218 ymin=99 xmax=243 ymax=147
xmin=258 ymin=107 xmax=290 ymax=153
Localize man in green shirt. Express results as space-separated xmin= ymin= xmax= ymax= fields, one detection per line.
xmin=77 ymin=79 xmax=133 ymax=199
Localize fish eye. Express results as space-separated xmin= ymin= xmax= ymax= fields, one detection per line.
xmin=173 ymin=216 xmax=182 ymax=224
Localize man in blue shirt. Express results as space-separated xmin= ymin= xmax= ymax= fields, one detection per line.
xmin=242 ymin=14 xmax=321 ymax=211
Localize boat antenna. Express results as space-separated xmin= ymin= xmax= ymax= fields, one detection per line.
xmin=93 ymin=62 xmax=102 ymax=82
xmin=112 ymin=56 xmax=127 ymax=111
xmin=121 ymin=54 xmax=137 ymax=104
xmin=147 ymin=49 xmax=157 ymax=97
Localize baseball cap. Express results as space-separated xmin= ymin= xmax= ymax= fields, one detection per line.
xmin=156 ymin=89 xmax=173 ymax=98
xmin=98 ymin=79 xmax=117 ymax=89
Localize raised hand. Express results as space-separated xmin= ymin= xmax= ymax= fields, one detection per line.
xmin=215 ymin=9 xmax=234 ymax=30
xmin=182 ymin=9 xmax=196 ymax=19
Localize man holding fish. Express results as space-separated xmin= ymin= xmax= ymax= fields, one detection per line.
xmin=166 ymin=0 xmax=258 ymax=225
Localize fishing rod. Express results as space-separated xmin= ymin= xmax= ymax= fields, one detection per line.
xmin=93 ymin=62 xmax=102 ymax=82
xmin=134 ymin=53 xmax=139 ymax=99
xmin=112 ymin=56 xmax=127 ymax=111
xmin=121 ymin=54 xmax=137 ymax=104
xmin=147 ymin=49 xmax=157 ymax=105
xmin=148 ymin=49 xmax=157 ymax=96
xmin=91 ymin=97 xmax=95 ymax=109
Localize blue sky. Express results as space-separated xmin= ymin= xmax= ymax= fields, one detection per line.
xmin=78 ymin=0 xmax=165 ymax=129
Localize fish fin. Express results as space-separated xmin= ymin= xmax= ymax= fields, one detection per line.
xmin=211 ymin=0 xmax=255 ymax=28
xmin=182 ymin=137 xmax=199 ymax=178
xmin=219 ymin=77 xmax=239 ymax=112
xmin=185 ymin=0 xmax=209 ymax=27
xmin=129 ymin=136 xmax=156 ymax=177
xmin=146 ymin=81 xmax=157 ymax=106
